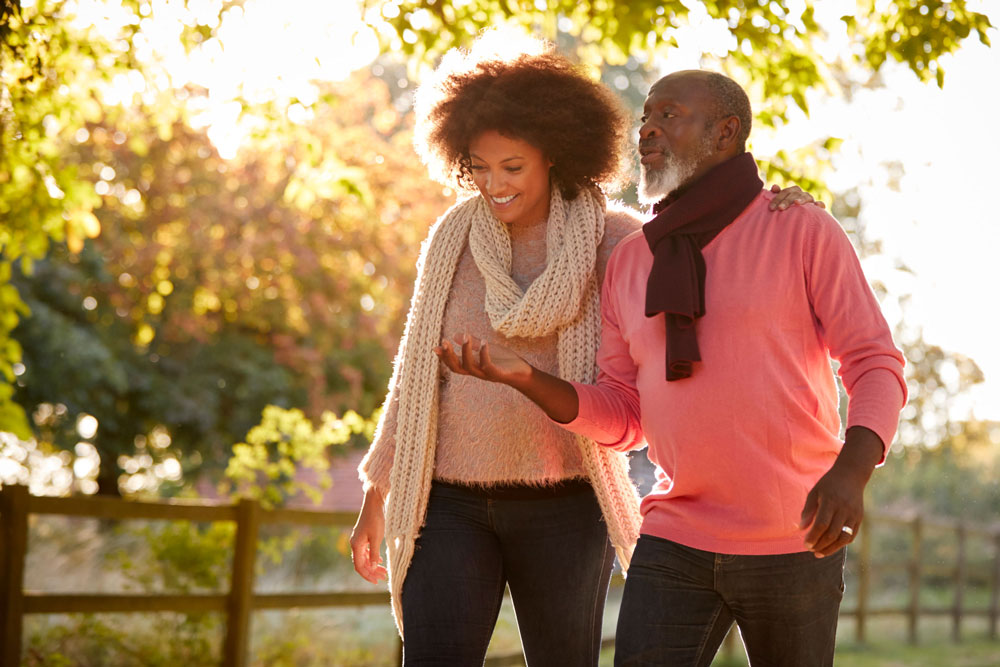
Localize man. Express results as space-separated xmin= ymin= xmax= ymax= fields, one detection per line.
xmin=436 ymin=70 xmax=906 ymax=666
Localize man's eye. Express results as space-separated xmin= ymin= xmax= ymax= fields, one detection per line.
xmin=640 ymin=115 xmax=648 ymax=123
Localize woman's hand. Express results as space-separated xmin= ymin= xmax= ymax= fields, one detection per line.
xmin=768 ymin=183 xmax=826 ymax=210
xmin=435 ymin=333 xmax=532 ymax=387
xmin=350 ymin=486 xmax=388 ymax=584
xmin=436 ymin=333 xmax=582 ymax=423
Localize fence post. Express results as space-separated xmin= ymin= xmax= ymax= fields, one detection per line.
xmin=908 ymin=515 xmax=923 ymax=645
xmin=990 ymin=530 xmax=1000 ymax=641
xmin=0 ymin=484 xmax=30 ymax=666
xmin=223 ymin=498 xmax=260 ymax=667
xmin=953 ymin=522 xmax=966 ymax=643
xmin=856 ymin=516 xmax=872 ymax=643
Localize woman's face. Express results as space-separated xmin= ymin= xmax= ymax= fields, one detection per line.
xmin=468 ymin=130 xmax=552 ymax=227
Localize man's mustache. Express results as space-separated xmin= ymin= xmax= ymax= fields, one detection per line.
xmin=638 ymin=140 xmax=665 ymax=154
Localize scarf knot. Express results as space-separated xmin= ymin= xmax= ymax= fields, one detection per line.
xmin=642 ymin=151 xmax=763 ymax=380
xmin=470 ymin=185 xmax=604 ymax=339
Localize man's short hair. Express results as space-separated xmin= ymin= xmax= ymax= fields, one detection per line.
xmin=698 ymin=72 xmax=752 ymax=150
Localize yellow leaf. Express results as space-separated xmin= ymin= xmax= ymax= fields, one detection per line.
xmin=78 ymin=211 xmax=101 ymax=238
xmin=135 ymin=323 xmax=155 ymax=346
xmin=66 ymin=230 xmax=83 ymax=253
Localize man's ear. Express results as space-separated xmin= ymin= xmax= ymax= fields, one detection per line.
xmin=716 ymin=115 xmax=741 ymax=152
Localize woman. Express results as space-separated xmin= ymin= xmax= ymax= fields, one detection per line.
xmin=350 ymin=37 xmax=814 ymax=665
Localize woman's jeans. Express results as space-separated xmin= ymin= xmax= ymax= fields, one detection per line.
xmin=401 ymin=480 xmax=616 ymax=666
xmin=615 ymin=535 xmax=846 ymax=667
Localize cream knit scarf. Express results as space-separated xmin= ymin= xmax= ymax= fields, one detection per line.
xmin=381 ymin=185 xmax=642 ymax=635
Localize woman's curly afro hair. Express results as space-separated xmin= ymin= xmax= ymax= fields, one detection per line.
xmin=414 ymin=37 xmax=631 ymax=200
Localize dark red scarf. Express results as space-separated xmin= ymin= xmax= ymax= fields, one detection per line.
xmin=642 ymin=151 xmax=763 ymax=380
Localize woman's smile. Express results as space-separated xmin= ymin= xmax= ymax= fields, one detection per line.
xmin=469 ymin=130 xmax=552 ymax=227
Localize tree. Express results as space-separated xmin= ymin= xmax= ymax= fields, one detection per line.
xmin=368 ymin=0 xmax=991 ymax=191
xmin=372 ymin=1 xmax=991 ymax=95
xmin=4 ymin=0 xmax=455 ymax=493
xmin=2 ymin=0 xmax=103 ymax=437
xmin=0 ymin=0 xmax=212 ymax=434
xmin=9 ymin=67 xmax=450 ymax=494
xmin=3 ymin=0 xmax=994 ymax=497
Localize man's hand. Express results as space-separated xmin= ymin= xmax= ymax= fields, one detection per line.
xmin=350 ymin=486 xmax=388 ymax=584
xmin=768 ymin=183 xmax=826 ymax=210
xmin=435 ymin=334 xmax=532 ymax=386
xmin=799 ymin=426 xmax=884 ymax=558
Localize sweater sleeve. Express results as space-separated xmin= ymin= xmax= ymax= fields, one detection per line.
xmin=804 ymin=213 xmax=908 ymax=460
xmin=560 ymin=244 xmax=646 ymax=452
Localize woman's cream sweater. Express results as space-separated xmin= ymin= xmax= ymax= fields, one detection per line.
xmin=358 ymin=196 xmax=644 ymax=635
xmin=360 ymin=205 xmax=641 ymax=489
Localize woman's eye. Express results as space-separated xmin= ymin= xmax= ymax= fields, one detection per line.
xmin=470 ymin=165 xmax=485 ymax=171
xmin=505 ymin=167 xmax=522 ymax=173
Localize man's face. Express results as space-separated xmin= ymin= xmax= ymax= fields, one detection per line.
xmin=638 ymin=74 xmax=719 ymax=204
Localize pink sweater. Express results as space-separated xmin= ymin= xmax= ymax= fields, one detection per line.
xmin=565 ymin=190 xmax=907 ymax=555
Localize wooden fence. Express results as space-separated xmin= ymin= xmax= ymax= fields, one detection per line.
xmin=0 ymin=484 xmax=399 ymax=666
xmin=2 ymin=483 xmax=999 ymax=666
xmin=842 ymin=511 xmax=1000 ymax=645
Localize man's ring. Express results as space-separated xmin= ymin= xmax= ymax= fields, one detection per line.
xmin=841 ymin=526 xmax=855 ymax=536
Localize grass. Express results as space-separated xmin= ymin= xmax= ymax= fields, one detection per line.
xmin=833 ymin=641 xmax=1000 ymax=667
xmin=21 ymin=516 xmax=1000 ymax=666
xmin=23 ymin=600 xmax=1000 ymax=666
xmin=595 ymin=636 xmax=1000 ymax=667
xmin=591 ymin=617 xmax=1000 ymax=667
xmin=485 ymin=584 xmax=1000 ymax=667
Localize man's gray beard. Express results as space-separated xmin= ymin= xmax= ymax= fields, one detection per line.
xmin=638 ymin=156 xmax=698 ymax=205
xmin=638 ymin=130 xmax=717 ymax=205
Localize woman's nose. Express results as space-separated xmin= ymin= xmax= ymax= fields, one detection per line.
xmin=483 ymin=171 xmax=501 ymax=193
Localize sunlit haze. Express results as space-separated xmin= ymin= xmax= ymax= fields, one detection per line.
xmin=68 ymin=0 xmax=1000 ymax=424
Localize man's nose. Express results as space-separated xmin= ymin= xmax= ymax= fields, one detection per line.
xmin=639 ymin=120 xmax=658 ymax=141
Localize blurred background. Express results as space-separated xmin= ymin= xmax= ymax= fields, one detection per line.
xmin=1 ymin=1 xmax=998 ymax=665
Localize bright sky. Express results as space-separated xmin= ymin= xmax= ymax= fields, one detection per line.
xmin=74 ymin=0 xmax=1000 ymax=422
xmin=816 ymin=42 xmax=1000 ymax=423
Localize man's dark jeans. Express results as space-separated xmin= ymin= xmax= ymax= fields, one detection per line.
xmin=401 ymin=480 xmax=615 ymax=666
xmin=615 ymin=535 xmax=845 ymax=667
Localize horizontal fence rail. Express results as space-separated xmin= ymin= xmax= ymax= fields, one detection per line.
xmin=2 ymin=484 xmax=1000 ymax=666
xmin=0 ymin=484 xmax=394 ymax=667
xmin=840 ymin=510 xmax=1000 ymax=647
